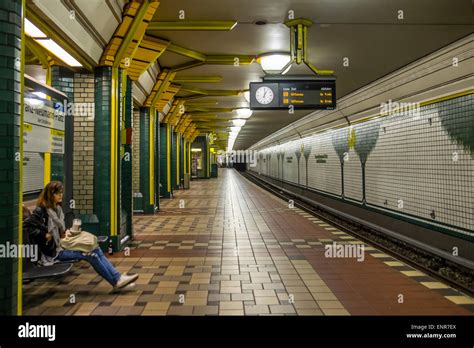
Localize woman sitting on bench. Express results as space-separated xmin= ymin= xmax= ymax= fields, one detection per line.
xmin=23 ymin=181 xmax=138 ymax=291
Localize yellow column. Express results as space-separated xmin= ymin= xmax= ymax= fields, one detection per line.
xmin=188 ymin=141 xmax=191 ymax=176
xmin=167 ymin=124 xmax=171 ymax=193
xmin=18 ymin=0 xmax=26 ymax=315
xmin=43 ymin=65 xmax=52 ymax=185
xmin=149 ymin=108 xmax=155 ymax=205
xmin=110 ymin=67 xmax=119 ymax=237
xmin=183 ymin=139 xmax=187 ymax=174
xmin=176 ymin=132 xmax=180 ymax=186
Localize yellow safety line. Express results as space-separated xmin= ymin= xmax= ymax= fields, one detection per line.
xmin=420 ymin=89 xmax=473 ymax=107
xmin=149 ymin=108 xmax=155 ymax=205
xmin=18 ymin=0 xmax=26 ymax=316
xmin=353 ymin=89 xmax=474 ymax=125
xmin=167 ymin=124 xmax=171 ymax=193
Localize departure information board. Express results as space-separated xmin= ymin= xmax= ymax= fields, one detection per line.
xmin=249 ymin=77 xmax=336 ymax=110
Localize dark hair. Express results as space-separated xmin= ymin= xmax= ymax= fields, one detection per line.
xmin=37 ymin=181 xmax=64 ymax=209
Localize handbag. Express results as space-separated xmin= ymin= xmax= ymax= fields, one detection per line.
xmin=60 ymin=230 xmax=99 ymax=253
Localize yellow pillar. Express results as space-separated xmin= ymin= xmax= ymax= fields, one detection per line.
xmin=176 ymin=132 xmax=180 ymax=186
xmin=43 ymin=65 xmax=52 ymax=185
xmin=149 ymin=108 xmax=155 ymax=205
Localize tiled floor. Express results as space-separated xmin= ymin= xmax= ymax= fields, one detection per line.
xmin=23 ymin=169 xmax=474 ymax=315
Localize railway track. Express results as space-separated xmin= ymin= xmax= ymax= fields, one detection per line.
xmin=241 ymin=170 xmax=474 ymax=297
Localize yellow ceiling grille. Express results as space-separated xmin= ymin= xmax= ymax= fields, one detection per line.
xmin=99 ymin=0 xmax=161 ymax=77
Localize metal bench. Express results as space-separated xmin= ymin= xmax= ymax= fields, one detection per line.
xmin=23 ymin=258 xmax=73 ymax=281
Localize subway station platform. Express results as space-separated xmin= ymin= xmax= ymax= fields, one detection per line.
xmin=23 ymin=169 xmax=474 ymax=316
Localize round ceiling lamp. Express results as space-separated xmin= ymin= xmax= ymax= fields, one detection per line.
xmin=235 ymin=108 xmax=253 ymax=118
xmin=257 ymin=53 xmax=292 ymax=74
xmin=230 ymin=126 xmax=241 ymax=132
xmin=232 ymin=119 xmax=246 ymax=127
xmin=243 ymin=91 xmax=250 ymax=103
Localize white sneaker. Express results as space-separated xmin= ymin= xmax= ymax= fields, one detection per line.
xmin=114 ymin=273 xmax=139 ymax=289
xmin=113 ymin=282 xmax=136 ymax=293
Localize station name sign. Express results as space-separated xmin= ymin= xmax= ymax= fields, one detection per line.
xmin=23 ymin=96 xmax=65 ymax=154
xmin=249 ymin=75 xmax=336 ymax=110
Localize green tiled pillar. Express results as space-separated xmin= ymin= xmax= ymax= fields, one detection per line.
xmin=139 ymin=107 xmax=156 ymax=213
xmin=50 ymin=65 xmax=74 ymax=224
xmin=0 ymin=0 xmax=22 ymax=315
xmin=154 ymin=112 xmax=160 ymax=210
xmin=50 ymin=66 xmax=73 ymax=183
xmin=93 ymin=66 xmax=121 ymax=250
xmin=159 ymin=122 xmax=171 ymax=198
xmin=122 ymin=77 xmax=133 ymax=234
xmin=179 ymin=133 xmax=184 ymax=187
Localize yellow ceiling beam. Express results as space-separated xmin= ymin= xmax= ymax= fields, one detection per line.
xmin=127 ymin=36 xmax=170 ymax=80
xmin=145 ymin=68 xmax=176 ymax=107
xmin=189 ymin=113 xmax=219 ymax=118
xmin=164 ymin=99 xmax=179 ymax=123
xmin=148 ymin=21 xmax=237 ymax=31
xmin=186 ymin=107 xmax=235 ymax=113
xmin=206 ymin=55 xmax=255 ymax=65
xmin=25 ymin=36 xmax=57 ymax=68
xmin=169 ymin=60 xmax=206 ymax=73
xmin=113 ymin=1 xmax=152 ymax=69
xmin=185 ymin=100 xmax=219 ymax=106
xmin=167 ymin=43 xmax=206 ymax=61
xmin=179 ymin=85 xmax=243 ymax=96
xmin=177 ymin=115 xmax=191 ymax=133
xmin=164 ymin=99 xmax=185 ymax=125
xmin=173 ymin=76 xmax=223 ymax=83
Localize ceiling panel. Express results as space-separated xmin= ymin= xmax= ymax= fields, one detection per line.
xmin=148 ymin=0 xmax=472 ymax=149
xmin=151 ymin=0 xmax=472 ymax=24
xmin=34 ymin=0 xmax=471 ymax=150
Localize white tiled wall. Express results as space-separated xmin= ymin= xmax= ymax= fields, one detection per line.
xmin=250 ymin=94 xmax=474 ymax=237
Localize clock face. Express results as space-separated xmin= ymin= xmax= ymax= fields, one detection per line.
xmin=255 ymin=86 xmax=274 ymax=105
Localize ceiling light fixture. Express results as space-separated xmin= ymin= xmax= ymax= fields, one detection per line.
xmin=257 ymin=53 xmax=291 ymax=74
xmin=235 ymin=108 xmax=253 ymax=118
xmin=36 ymin=39 xmax=82 ymax=67
xmin=243 ymin=91 xmax=250 ymax=103
xmin=232 ymin=119 xmax=246 ymax=127
xmin=25 ymin=19 xmax=82 ymax=67
xmin=25 ymin=19 xmax=47 ymax=38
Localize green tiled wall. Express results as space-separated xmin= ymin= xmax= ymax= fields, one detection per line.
xmin=122 ymin=77 xmax=133 ymax=234
xmin=93 ymin=66 xmax=113 ymax=237
xmin=0 ymin=0 xmax=21 ymax=315
xmin=159 ymin=123 xmax=171 ymax=198
xmin=171 ymin=130 xmax=178 ymax=190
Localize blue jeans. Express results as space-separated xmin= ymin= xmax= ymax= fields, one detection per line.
xmin=57 ymin=247 xmax=121 ymax=286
